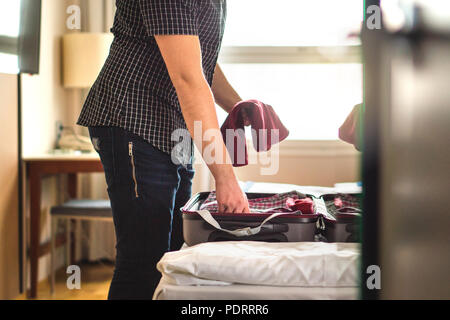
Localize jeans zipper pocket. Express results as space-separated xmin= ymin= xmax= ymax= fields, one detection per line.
xmin=128 ymin=142 xmax=139 ymax=198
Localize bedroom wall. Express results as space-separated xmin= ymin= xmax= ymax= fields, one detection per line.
xmin=192 ymin=140 xmax=361 ymax=194
xmin=0 ymin=73 xmax=20 ymax=299
xmin=21 ymin=0 xmax=78 ymax=156
xmin=234 ymin=140 xmax=361 ymax=187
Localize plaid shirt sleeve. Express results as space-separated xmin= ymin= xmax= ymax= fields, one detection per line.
xmin=138 ymin=0 xmax=198 ymax=36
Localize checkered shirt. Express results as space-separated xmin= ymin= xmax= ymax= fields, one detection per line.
xmin=77 ymin=0 xmax=227 ymax=163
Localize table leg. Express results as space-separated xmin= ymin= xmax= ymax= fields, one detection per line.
xmin=28 ymin=168 xmax=41 ymax=298
xmin=68 ymin=173 xmax=77 ymax=265
xmin=68 ymin=173 xmax=77 ymax=199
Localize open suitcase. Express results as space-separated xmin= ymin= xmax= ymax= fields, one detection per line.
xmin=181 ymin=190 xmax=362 ymax=246
xmin=181 ymin=192 xmax=320 ymax=246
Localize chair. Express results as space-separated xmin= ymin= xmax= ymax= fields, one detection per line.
xmin=49 ymin=199 xmax=113 ymax=293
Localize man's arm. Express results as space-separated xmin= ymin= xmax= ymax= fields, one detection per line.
xmin=154 ymin=35 xmax=249 ymax=213
xmin=211 ymin=64 xmax=242 ymax=113
xmin=211 ymin=64 xmax=250 ymax=125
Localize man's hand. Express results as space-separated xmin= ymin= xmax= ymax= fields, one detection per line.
xmin=216 ymin=176 xmax=250 ymax=213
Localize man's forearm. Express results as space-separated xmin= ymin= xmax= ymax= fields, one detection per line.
xmin=154 ymin=34 xmax=249 ymax=213
xmin=174 ymin=78 xmax=236 ymax=182
xmin=211 ymin=64 xmax=242 ymax=113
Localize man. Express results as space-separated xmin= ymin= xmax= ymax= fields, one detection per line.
xmin=77 ymin=0 xmax=249 ymax=299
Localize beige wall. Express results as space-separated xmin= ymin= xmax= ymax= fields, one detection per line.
xmin=192 ymin=140 xmax=361 ymax=194
xmin=0 ymin=73 xmax=19 ymax=299
xmin=235 ymin=140 xmax=361 ymax=187
xmin=22 ymin=0 xmax=80 ymax=157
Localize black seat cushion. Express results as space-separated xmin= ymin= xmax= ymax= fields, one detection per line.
xmin=50 ymin=199 xmax=112 ymax=218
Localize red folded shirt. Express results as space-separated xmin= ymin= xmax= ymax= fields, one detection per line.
xmin=286 ymin=197 xmax=315 ymax=215
xmin=220 ymin=100 xmax=289 ymax=167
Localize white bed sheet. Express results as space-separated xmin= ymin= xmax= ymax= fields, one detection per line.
xmin=154 ymin=280 xmax=359 ymax=300
xmin=157 ymin=241 xmax=360 ymax=287
xmin=240 ymin=181 xmax=361 ymax=197
xmin=154 ymin=241 xmax=360 ymax=300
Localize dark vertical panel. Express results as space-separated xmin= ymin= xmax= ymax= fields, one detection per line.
xmin=361 ymin=0 xmax=381 ymax=300
xmin=378 ymin=33 xmax=450 ymax=299
xmin=18 ymin=0 xmax=42 ymax=74
xmin=362 ymin=0 xmax=450 ymax=299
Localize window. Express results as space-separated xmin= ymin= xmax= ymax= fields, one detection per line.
xmin=0 ymin=0 xmax=21 ymax=74
xmin=217 ymin=0 xmax=363 ymax=140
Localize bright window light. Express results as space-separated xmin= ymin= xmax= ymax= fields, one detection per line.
xmin=223 ymin=0 xmax=363 ymax=47
xmin=0 ymin=0 xmax=20 ymax=37
xmin=217 ymin=63 xmax=362 ymax=140
xmin=218 ymin=0 xmax=363 ymax=140
xmin=0 ymin=52 xmax=19 ymax=74
xmin=0 ymin=0 xmax=20 ymax=73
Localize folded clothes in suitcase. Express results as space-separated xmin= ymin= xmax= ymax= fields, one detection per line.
xmin=181 ymin=191 xmax=320 ymax=246
xmin=182 ymin=190 xmax=362 ymax=246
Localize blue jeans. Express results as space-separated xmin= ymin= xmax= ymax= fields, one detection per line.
xmin=88 ymin=126 xmax=195 ymax=299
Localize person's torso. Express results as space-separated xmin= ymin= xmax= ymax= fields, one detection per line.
xmin=78 ymin=0 xmax=226 ymax=158
xmin=106 ymin=0 xmax=227 ymax=106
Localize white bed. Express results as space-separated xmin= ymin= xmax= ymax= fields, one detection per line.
xmin=153 ymin=241 xmax=360 ymax=300
xmin=154 ymin=281 xmax=358 ymax=300
xmin=153 ymin=182 xmax=362 ymax=300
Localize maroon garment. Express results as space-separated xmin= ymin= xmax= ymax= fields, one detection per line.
xmin=286 ymin=197 xmax=315 ymax=215
xmin=220 ymin=100 xmax=289 ymax=167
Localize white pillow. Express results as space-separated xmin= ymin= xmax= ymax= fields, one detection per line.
xmin=157 ymin=241 xmax=360 ymax=287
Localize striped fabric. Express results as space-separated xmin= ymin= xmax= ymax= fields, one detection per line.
xmin=77 ymin=0 xmax=227 ymax=164
xmin=325 ymin=194 xmax=362 ymax=217
xmin=199 ymin=191 xmax=308 ymax=214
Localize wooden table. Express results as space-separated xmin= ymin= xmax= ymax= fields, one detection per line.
xmin=23 ymin=152 xmax=103 ymax=298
